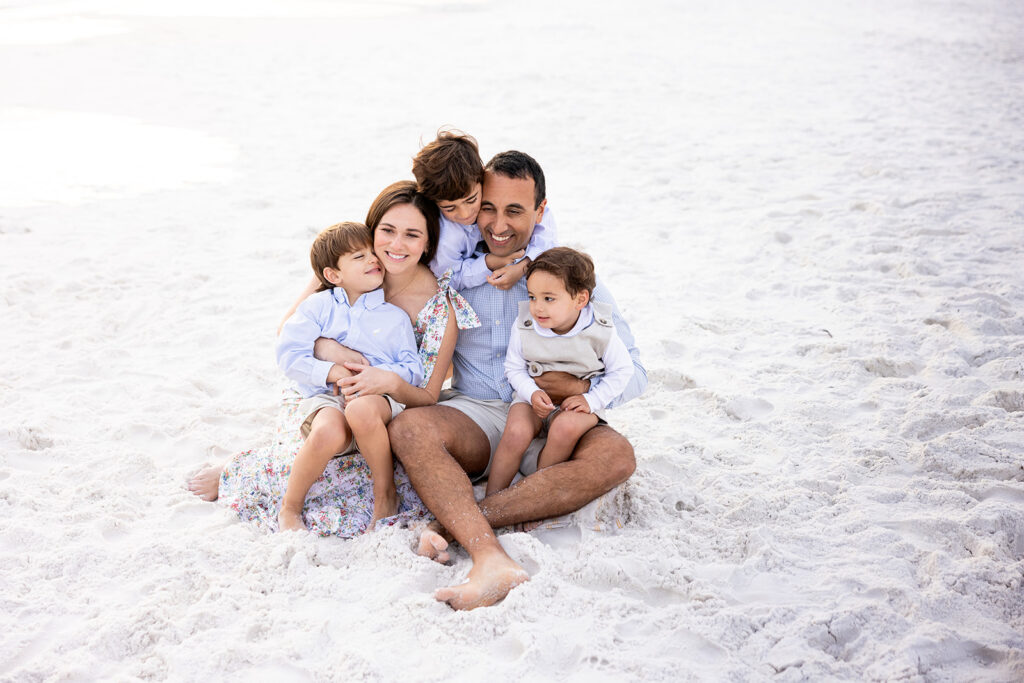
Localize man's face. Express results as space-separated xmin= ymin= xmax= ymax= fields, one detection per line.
xmin=477 ymin=171 xmax=547 ymax=258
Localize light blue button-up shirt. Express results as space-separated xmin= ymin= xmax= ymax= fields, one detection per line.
xmin=452 ymin=256 xmax=646 ymax=407
xmin=276 ymin=287 xmax=423 ymax=399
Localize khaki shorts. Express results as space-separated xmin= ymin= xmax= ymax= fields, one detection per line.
xmin=297 ymin=392 xmax=403 ymax=456
xmin=438 ymin=390 xmax=547 ymax=481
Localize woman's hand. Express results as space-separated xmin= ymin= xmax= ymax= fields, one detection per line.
xmin=313 ymin=337 xmax=369 ymax=366
xmin=337 ymin=362 xmax=399 ymax=401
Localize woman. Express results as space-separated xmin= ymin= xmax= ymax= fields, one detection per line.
xmin=186 ymin=181 xmax=479 ymax=535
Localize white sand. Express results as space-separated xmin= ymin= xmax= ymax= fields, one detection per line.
xmin=2 ymin=0 xmax=1022 ymax=679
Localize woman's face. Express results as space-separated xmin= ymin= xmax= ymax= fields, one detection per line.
xmin=373 ymin=203 xmax=429 ymax=277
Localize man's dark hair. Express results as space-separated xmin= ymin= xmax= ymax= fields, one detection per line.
xmin=484 ymin=150 xmax=546 ymax=209
xmin=526 ymin=247 xmax=595 ymax=297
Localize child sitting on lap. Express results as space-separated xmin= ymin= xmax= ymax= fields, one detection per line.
xmin=485 ymin=247 xmax=633 ymax=495
xmin=413 ymin=128 xmax=557 ymax=290
xmin=276 ymin=222 xmax=423 ymax=531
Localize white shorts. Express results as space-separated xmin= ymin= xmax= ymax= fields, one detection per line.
xmin=297 ymin=392 xmax=403 ymax=456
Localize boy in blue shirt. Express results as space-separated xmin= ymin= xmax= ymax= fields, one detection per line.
xmin=276 ymin=222 xmax=423 ymax=531
xmin=413 ymin=129 xmax=557 ymax=291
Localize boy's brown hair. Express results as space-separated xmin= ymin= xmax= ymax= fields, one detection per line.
xmin=411 ymin=128 xmax=485 ymax=202
xmin=526 ymin=247 xmax=596 ymax=297
xmin=310 ymin=221 xmax=373 ymax=291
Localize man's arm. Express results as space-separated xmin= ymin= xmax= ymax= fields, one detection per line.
xmin=590 ymin=280 xmax=646 ymax=408
xmin=581 ymin=330 xmax=634 ymax=412
xmin=278 ymin=275 xmax=320 ymax=335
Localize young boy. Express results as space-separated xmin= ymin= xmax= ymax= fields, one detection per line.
xmin=485 ymin=247 xmax=634 ymax=495
xmin=412 ymin=129 xmax=557 ymax=291
xmin=275 ymin=222 xmax=423 ymax=531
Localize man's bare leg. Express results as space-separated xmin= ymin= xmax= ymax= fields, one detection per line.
xmin=479 ymin=424 xmax=635 ymax=529
xmin=389 ymin=406 xmax=529 ymax=610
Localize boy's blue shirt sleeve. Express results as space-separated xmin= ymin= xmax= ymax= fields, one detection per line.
xmin=369 ymin=306 xmax=424 ymax=387
xmin=591 ymin=276 xmax=647 ymax=408
xmin=524 ymin=206 xmax=557 ymax=261
xmin=275 ymin=291 xmax=337 ymax=390
xmin=429 ymin=218 xmax=476 ymax=290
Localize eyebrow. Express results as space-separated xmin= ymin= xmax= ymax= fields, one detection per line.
xmin=380 ymin=221 xmax=421 ymax=232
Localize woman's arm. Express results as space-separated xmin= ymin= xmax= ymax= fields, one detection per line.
xmin=278 ymin=275 xmax=320 ymax=335
xmin=338 ymin=297 xmax=460 ymax=407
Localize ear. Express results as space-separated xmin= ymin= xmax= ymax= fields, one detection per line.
xmin=534 ymin=198 xmax=548 ymax=224
xmin=574 ymin=289 xmax=590 ymax=310
xmin=323 ymin=267 xmax=343 ymax=287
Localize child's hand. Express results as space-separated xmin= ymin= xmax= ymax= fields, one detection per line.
xmin=530 ymin=390 xmax=556 ymax=418
xmin=560 ymin=394 xmax=592 ymax=414
xmin=484 ymin=248 xmax=525 ymax=271
xmin=487 ymin=257 xmax=530 ymax=290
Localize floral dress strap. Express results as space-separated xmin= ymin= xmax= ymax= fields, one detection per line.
xmin=413 ymin=269 xmax=481 ymax=386
xmin=436 ymin=268 xmax=481 ymax=330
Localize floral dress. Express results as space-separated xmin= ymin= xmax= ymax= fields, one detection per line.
xmin=218 ymin=271 xmax=480 ymax=536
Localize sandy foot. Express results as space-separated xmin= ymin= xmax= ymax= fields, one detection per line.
xmin=434 ymin=551 xmax=529 ymax=610
xmin=416 ymin=524 xmax=450 ymax=564
xmin=185 ymin=464 xmax=223 ymax=502
xmin=277 ymin=507 xmax=306 ymax=532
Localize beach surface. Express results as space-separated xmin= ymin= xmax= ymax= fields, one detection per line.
xmin=1 ymin=0 xmax=1022 ymax=679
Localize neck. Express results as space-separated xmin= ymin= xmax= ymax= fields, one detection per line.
xmin=383 ymin=266 xmax=419 ymax=299
xmin=552 ymin=310 xmax=582 ymax=336
xmin=342 ymin=285 xmax=368 ymax=305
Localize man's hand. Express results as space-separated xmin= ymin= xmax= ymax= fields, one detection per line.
xmin=560 ymin=394 xmax=592 ymax=414
xmin=530 ymin=390 xmax=556 ymax=419
xmin=314 ymin=337 xmax=369 ymax=366
xmin=484 ymin=248 xmax=525 ymax=271
xmin=487 ymin=256 xmax=530 ymax=290
xmin=534 ymin=371 xmax=591 ymax=406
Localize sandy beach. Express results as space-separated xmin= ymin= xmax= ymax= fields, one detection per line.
xmin=1 ymin=0 xmax=1022 ymax=679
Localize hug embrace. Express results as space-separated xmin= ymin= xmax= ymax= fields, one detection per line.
xmin=188 ymin=131 xmax=648 ymax=610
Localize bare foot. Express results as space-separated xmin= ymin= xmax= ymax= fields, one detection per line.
xmin=277 ymin=507 xmax=306 ymax=532
xmin=416 ymin=522 xmax=450 ymax=564
xmin=186 ymin=464 xmax=223 ymax=502
xmin=369 ymin=487 xmax=399 ymax=530
xmin=434 ymin=549 xmax=529 ymax=610
xmin=514 ymin=519 xmax=543 ymax=533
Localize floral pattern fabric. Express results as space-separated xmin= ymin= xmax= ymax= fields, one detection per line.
xmin=219 ymin=270 xmax=480 ymax=536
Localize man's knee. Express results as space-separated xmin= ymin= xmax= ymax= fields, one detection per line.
xmin=607 ymin=440 xmax=636 ymax=484
xmin=582 ymin=426 xmax=636 ymax=484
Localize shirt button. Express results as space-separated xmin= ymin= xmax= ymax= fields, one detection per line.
xmin=494 ymin=319 xmax=500 ymax=325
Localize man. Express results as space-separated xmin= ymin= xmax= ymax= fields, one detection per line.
xmin=389 ymin=150 xmax=647 ymax=610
